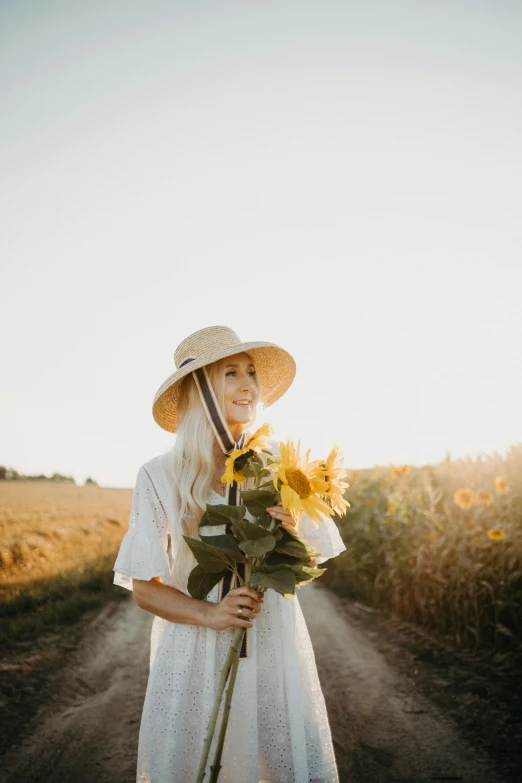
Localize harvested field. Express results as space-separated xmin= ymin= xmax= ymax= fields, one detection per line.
xmin=0 ymin=481 xmax=132 ymax=649
xmin=0 ymin=481 xmax=132 ymax=599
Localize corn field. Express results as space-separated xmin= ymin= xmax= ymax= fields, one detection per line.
xmin=323 ymin=444 xmax=522 ymax=653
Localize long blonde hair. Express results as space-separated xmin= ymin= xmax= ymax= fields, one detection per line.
xmin=167 ymin=355 xmax=261 ymax=591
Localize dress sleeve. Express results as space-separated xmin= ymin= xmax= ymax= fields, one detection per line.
xmin=113 ymin=465 xmax=171 ymax=592
xmin=298 ymin=513 xmax=347 ymax=565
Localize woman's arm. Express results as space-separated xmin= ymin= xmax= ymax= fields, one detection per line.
xmin=132 ymin=577 xmax=263 ymax=630
xmin=132 ymin=577 xmax=212 ymax=626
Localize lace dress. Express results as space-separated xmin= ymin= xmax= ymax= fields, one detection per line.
xmin=113 ymin=449 xmax=346 ymax=783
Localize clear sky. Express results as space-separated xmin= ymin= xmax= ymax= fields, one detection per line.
xmin=1 ymin=0 xmax=521 ymax=487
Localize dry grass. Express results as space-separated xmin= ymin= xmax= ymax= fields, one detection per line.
xmin=0 ymin=482 xmax=132 ymax=596
xmin=0 ymin=482 xmax=133 ymax=646
xmin=324 ymin=444 xmax=522 ymax=654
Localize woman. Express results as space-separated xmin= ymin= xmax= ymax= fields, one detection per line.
xmin=113 ymin=325 xmax=346 ymax=783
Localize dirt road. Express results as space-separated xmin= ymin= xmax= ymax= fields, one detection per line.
xmin=2 ymin=584 xmax=510 ymax=783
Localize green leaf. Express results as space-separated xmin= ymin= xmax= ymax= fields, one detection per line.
xmin=250 ymin=568 xmax=297 ymax=596
xmin=242 ymin=459 xmax=269 ymax=481
xmin=239 ymin=535 xmax=276 ymax=557
xmin=201 ymin=504 xmax=246 ymax=527
xmin=253 ymin=562 xmax=325 ymax=581
xmin=257 ymin=480 xmax=278 ymax=490
xmin=199 ymin=511 xmax=212 ymax=527
xmin=264 ymin=550 xmax=311 ymax=567
xmin=240 ymin=489 xmax=280 ymax=516
xmin=286 ymin=564 xmax=327 ymax=582
xmin=230 ymin=519 xmax=279 ymax=559
xmin=200 ymin=534 xmax=248 ymax=561
xmin=276 ymin=540 xmax=311 ymax=558
xmin=183 ymin=536 xmax=235 ymax=573
xmin=230 ymin=522 xmax=247 ymax=542
xmin=253 ymin=563 xmax=294 ymax=574
xmin=187 ymin=565 xmax=226 ymax=599
xmin=302 ymin=540 xmax=321 ymax=558
xmin=255 ymin=511 xmax=273 ymax=530
xmin=231 ymin=519 xmax=272 ymax=540
xmin=276 ymin=526 xmax=320 ymax=558
xmin=240 ymin=463 xmax=257 ymax=478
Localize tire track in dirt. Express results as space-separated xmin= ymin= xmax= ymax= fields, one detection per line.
xmin=2 ymin=585 xmax=508 ymax=782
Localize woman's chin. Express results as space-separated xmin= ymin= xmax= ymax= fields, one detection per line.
xmin=228 ymin=417 xmax=253 ymax=436
xmin=227 ymin=407 xmax=253 ymax=427
xmin=229 ymin=418 xmax=250 ymax=430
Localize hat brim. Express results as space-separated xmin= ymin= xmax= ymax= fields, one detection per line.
xmin=152 ymin=341 xmax=296 ymax=433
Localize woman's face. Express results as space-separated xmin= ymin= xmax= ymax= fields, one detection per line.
xmin=223 ymin=352 xmax=258 ymax=434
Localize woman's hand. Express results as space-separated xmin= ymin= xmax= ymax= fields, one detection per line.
xmin=267 ymin=505 xmax=298 ymax=534
xmin=206 ymin=585 xmax=264 ymax=631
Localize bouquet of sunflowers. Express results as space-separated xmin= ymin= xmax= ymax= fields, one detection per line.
xmin=184 ymin=424 xmax=349 ymax=783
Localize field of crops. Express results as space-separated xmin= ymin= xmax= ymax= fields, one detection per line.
xmin=3 ymin=443 xmax=522 ymax=656
xmin=0 ymin=482 xmax=132 ymax=646
xmin=323 ymin=444 xmax=522 ymax=653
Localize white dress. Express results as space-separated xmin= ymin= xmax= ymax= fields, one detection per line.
xmin=113 ymin=450 xmax=346 ymax=783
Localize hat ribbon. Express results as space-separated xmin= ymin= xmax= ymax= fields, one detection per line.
xmin=179 ymin=356 xmax=249 ymax=656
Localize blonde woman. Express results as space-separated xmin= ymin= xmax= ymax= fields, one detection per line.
xmin=113 ymin=325 xmax=346 ymax=783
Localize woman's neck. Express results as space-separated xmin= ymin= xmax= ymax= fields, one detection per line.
xmin=229 ymin=423 xmax=242 ymax=442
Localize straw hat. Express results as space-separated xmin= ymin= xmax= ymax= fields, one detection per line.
xmin=152 ymin=325 xmax=296 ymax=433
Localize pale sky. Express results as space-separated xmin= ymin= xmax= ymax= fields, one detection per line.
xmin=1 ymin=0 xmax=521 ymax=487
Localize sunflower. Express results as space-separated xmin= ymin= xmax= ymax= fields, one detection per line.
xmin=310 ymin=445 xmax=350 ymax=517
xmin=391 ymin=465 xmax=409 ymax=479
xmin=453 ymin=488 xmax=475 ymax=509
xmin=244 ymin=422 xmax=274 ymax=452
xmin=221 ymin=451 xmax=249 ymax=485
xmin=272 ymin=440 xmax=333 ymax=525
xmin=487 ymin=528 xmax=507 ymax=541
xmin=221 ymin=423 xmax=274 ymax=485
xmin=324 ymin=488 xmax=350 ymax=516
xmin=495 ymin=477 xmax=507 ymax=494
xmin=477 ymin=491 xmax=494 ymax=506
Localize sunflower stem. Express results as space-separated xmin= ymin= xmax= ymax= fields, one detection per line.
xmin=195 ymin=626 xmax=245 ymax=783
xmin=208 ymin=633 xmax=243 ymax=783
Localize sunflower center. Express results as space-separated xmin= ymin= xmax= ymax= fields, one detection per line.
xmin=286 ymin=468 xmax=311 ymax=498
xmin=234 ymin=449 xmax=254 ymax=472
